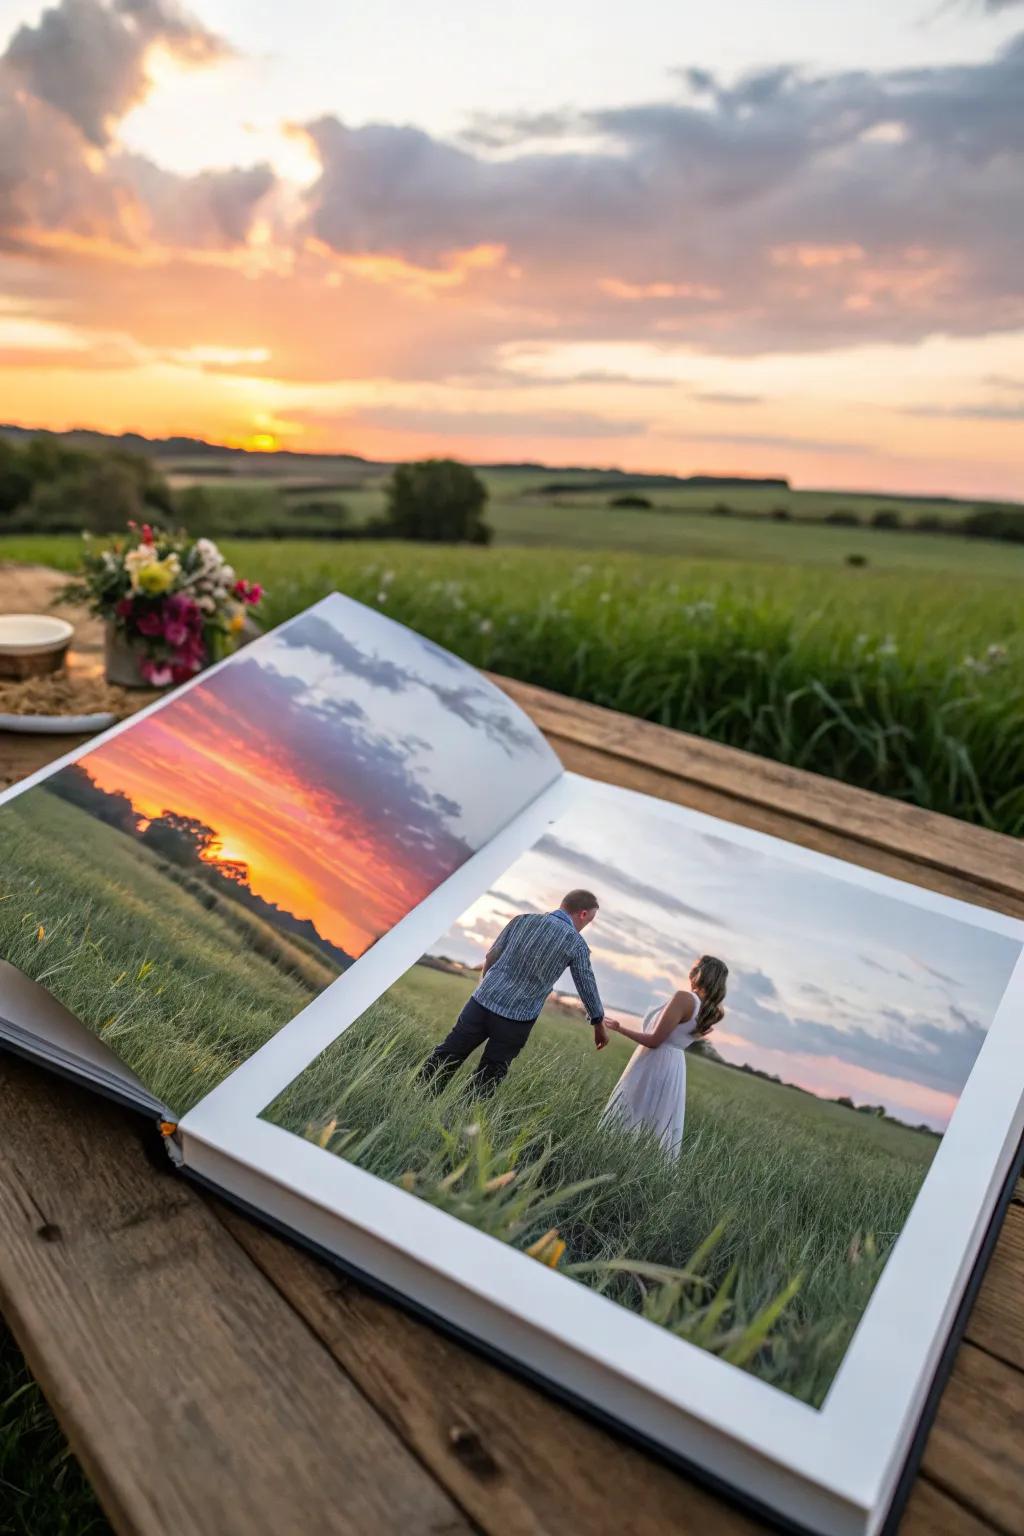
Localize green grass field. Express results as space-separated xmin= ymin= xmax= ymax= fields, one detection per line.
xmin=265 ymin=964 xmax=937 ymax=1408
xmin=0 ymin=789 xmax=337 ymax=1114
xmin=5 ymin=525 xmax=1021 ymax=834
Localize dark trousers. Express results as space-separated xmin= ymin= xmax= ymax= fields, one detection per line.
xmin=420 ymin=996 xmax=536 ymax=1095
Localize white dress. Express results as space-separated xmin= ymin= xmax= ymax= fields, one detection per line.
xmin=601 ymin=995 xmax=701 ymax=1159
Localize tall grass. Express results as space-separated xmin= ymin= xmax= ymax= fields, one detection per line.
xmin=265 ymin=974 xmax=935 ymax=1407
xmin=248 ymin=545 xmax=1022 ymax=835
xmin=0 ymin=790 xmax=329 ymax=1113
xmin=3 ymin=534 xmax=1021 ymax=833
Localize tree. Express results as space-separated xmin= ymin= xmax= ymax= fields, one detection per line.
xmin=383 ymin=458 xmax=491 ymax=543
xmin=46 ymin=763 xmax=139 ymax=835
xmin=0 ymin=439 xmax=33 ymax=516
xmin=141 ymin=812 xmax=218 ymax=867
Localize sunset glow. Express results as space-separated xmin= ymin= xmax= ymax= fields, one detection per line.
xmin=1 ymin=1 xmax=1022 ymax=494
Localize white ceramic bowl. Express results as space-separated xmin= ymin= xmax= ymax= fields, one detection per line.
xmin=0 ymin=614 xmax=75 ymax=655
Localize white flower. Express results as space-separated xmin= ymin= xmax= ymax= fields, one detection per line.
xmin=124 ymin=543 xmax=160 ymax=591
xmin=376 ymin=590 xmax=387 ymax=604
xmin=599 ymin=591 xmax=611 ymax=604
xmin=479 ymin=618 xmax=493 ymax=634
xmin=194 ymin=538 xmax=221 ymax=566
xmin=198 ymin=595 xmax=216 ymax=613
xmin=381 ymin=569 xmax=395 ymax=584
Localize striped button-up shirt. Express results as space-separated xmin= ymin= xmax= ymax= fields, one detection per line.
xmin=473 ymin=908 xmax=605 ymax=1024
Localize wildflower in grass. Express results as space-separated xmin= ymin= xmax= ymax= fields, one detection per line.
xmin=376 ymin=590 xmax=388 ymax=604
xmin=526 ymin=1228 xmax=566 ymax=1268
xmin=479 ymin=618 xmax=493 ymax=634
xmin=35 ymin=924 xmax=44 ymax=942
xmin=877 ymin=636 xmax=898 ymax=657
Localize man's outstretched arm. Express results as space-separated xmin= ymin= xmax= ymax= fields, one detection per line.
xmin=569 ymin=946 xmax=606 ymax=1032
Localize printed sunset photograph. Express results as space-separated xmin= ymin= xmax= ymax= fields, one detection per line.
xmin=264 ymin=792 xmax=1022 ymax=1406
xmin=0 ymin=595 xmax=558 ymax=1113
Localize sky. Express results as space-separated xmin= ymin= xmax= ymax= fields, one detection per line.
xmin=71 ymin=595 xmax=558 ymax=955
xmin=1 ymin=0 xmax=1023 ymax=495
xmin=427 ymin=793 xmax=1022 ymax=1129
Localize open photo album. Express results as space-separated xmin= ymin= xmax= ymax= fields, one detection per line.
xmin=1 ymin=592 xmax=1021 ymax=1536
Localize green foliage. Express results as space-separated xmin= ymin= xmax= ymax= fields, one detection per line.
xmin=0 ymin=439 xmax=172 ymax=532
xmin=384 ymin=458 xmax=492 ymax=543
xmin=1 ymin=1323 xmax=110 ymax=1536
xmin=608 ymin=493 xmax=653 ymax=509
xmin=265 ymin=965 xmax=935 ymax=1406
xmin=2 ymin=533 xmax=1022 ymax=834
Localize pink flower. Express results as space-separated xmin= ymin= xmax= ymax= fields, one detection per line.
xmin=140 ymin=659 xmax=173 ymax=687
xmin=141 ymin=523 xmax=154 ymax=545
xmin=232 ymin=579 xmax=263 ymax=605
xmin=245 ymin=582 xmax=263 ymax=605
xmin=115 ymin=597 xmax=133 ymax=618
xmin=164 ymin=620 xmax=188 ymax=647
xmin=136 ymin=610 xmax=163 ymax=637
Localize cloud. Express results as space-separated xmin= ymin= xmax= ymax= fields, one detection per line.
xmin=341 ymin=404 xmax=646 ymax=439
xmin=294 ymin=36 xmax=1024 ymax=355
xmin=668 ymin=429 xmax=878 ymax=455
xmin=0 ymin=0 xmax=267 ymax=255
xmin=2 ymin=8 xmax=1024 ymax=404
xmin=4 ymin=0 xmax=229 ymax=145
xmin=724 ymin=965 xmax=988 ymax=1097
xmin=273 ymin=606 xmax=545 ymax=758
xmin=693 ymin=391 xmax=764 ymax=405
xmin=902 ymin=401 xmax=1024 ymax=420
xmin=535 ymin=833 xmax=726 ymax=927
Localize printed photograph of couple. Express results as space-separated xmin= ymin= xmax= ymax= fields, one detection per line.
xmin=0 ymin=596 xmax=558 ymax=1115
xmin=264 ymin=795 xmax=1022 ymax=1406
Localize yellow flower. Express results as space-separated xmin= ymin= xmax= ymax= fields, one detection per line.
xmin=228 ymin=607 xmax=246 ymax=634
xmin=525 ymin=1228 xmax=566 ymax=1268
xmin=36 ymin=924 xmax=45 ymax=942
xmin=136 ymin=556 xmax=178 ymax=595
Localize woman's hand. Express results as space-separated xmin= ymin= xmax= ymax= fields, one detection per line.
xmin=604 ymin=1017 xmax=620 ymax=1032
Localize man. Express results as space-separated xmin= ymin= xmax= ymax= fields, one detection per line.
xmin=420 ymin=889 xmax=614 ymax=1095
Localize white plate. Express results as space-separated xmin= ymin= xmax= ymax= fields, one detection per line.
xmin=0 ymin=711 xmax=116 ymax=734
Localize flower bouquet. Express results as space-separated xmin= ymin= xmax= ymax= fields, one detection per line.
xmin=62 ymin=523 xmax=263 ymax=687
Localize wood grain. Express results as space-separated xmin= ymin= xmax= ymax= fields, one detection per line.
xmin=922 ymin=1342 xmax=1024 ymax=1535
xmin=966 ymin=1203 xmax=1024 ymax=1372
xmin=0 ymin=1055 xmax=472 ymax=1536
xmin=219 ymin=1205 xmax=992 ymax=1536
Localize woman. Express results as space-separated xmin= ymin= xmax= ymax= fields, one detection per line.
xmin=601 ymin=955 xmax=728 ymax=1159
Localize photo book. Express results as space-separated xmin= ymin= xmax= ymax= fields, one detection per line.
xmin=1 ymin=592 xmax=1021 ymax=1536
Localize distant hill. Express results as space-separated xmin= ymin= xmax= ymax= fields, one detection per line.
xmin=0 ymin=422 xmax=372 ymax=467
xmin=0 ymin=421 xmax=988 ymax=507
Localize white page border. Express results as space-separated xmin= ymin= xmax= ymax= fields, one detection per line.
xmin=181 ymin=774 xmax=1024 ymax=1515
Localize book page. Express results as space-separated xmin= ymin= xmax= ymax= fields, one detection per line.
xmin=0 ymin=594 xmax=560 ymax=1116
xmin=248 ymin=776 xmax=1022 ymax=1422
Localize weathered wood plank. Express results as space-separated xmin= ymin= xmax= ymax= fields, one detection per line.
xmin=899 ymin=1479 xmax=1008 ymax=1536
xmin=219 ymin=1207 xmax=1003 ymax=1536
xmin=965 ymin=1202 xmax=1024 ymax=1372
xmin=491 ymin=675 xmax=1024 ymax=908
xmin=0 ymin=1055 xmax=473 ymax=1536
xmin=922 ymin=1341 xmax=1024 ymax=1535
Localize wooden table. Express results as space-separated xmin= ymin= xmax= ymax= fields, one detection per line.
xmin=1 ymin=566 xmax=1022 ymax=1536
